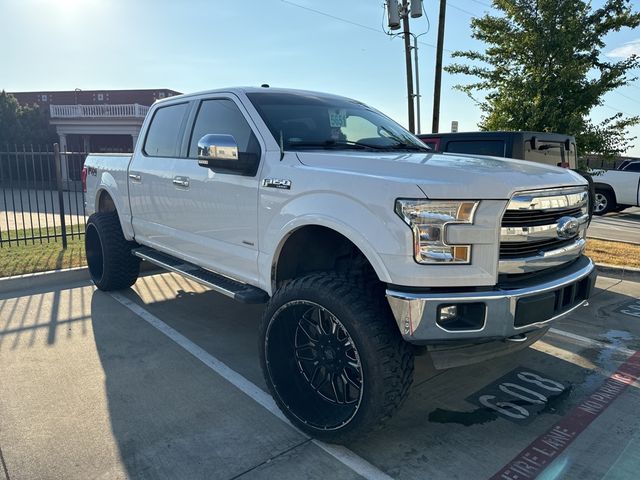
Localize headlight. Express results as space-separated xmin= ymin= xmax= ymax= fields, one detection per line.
xmin=395 ymin=199 xmax=479 ymax=264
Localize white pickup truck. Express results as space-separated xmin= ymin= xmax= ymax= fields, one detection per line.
xmin=592 ymin=160 xmax=640 ymax=214
xmin=83 ymin=87 xmax=596 ymax=442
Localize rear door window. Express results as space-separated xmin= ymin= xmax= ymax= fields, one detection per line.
xmin=143 ymin=103 xmax=189 ymax=157
xmin=445 ymin=140 xmax=506 ymax=157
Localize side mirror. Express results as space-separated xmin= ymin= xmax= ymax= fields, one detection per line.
xmin=197 ymin=134 xmax=239 ymax=164
xmin=196 ymin=134 xmax=259 ymax=175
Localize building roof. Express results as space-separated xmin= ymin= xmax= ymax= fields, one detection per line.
xmin=9 ymin=88 xmax=182 ymax=107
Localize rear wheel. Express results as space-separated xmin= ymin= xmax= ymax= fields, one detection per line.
xmin=594 ymin=189 xmax=615 ymax=215
xmin=259 ymin=273 xmax=414 ymax=443
xmin=85 ymin=212 xmax=140 ymax=291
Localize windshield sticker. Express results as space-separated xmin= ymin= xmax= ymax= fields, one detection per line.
xmin=328 ymin=109 xmax=347 ymax=128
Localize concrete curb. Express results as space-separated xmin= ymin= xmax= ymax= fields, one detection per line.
xmin=0 ymin=267 xmax=90 ymax=295
xmin=595 ymin=263 xmax=640 ymax=282
xmin=0 ymin=262 xmax=159 ymax=295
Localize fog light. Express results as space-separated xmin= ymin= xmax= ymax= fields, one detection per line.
xmin=436 ymin=303 xmax=486 ymax=331
xmin=438 ymin=305 xmax=458 ymax=322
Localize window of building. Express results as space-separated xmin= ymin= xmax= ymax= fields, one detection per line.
xmin=189 ymin=99 xmax=260 ymax=159
xmin=158 ymin=92 xmax=165 ymax=99
xmin=143 ymin=103 xmax=189 ymax=157
xmin=97 ymin=93 xmax=104 ymax=101
xmin=40 ymin=94 xmax=48 ymax=102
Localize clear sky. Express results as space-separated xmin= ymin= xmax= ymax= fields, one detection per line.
xmin=1 ymin=0 xmax=639 ymax=155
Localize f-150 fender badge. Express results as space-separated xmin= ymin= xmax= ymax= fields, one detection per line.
xmin=262 ymin=178 xmax=292 ymax=190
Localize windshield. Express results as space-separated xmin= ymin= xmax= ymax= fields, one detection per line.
xmin=246 ymin=92 xmax=429 ymax=152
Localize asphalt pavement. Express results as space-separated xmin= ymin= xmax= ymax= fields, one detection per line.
xmin=1 ymin=271 xmax=639 ymax=479
xmin=588 ymin=207 xmax=639 ymax=244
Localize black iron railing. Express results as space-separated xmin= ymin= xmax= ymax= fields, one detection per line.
xmin=0 ymin=144 xmax=87 ymax=248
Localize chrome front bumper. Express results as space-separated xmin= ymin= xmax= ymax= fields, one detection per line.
xmin=386 ymin=256 xmax=596 ymax=344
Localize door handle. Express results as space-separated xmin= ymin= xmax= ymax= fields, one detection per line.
xmin=128 ymin=173 xmax=141 ymax=182
xmin=173 ymin=176 xmax=190 ymax=188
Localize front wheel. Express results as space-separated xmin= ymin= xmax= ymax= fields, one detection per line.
xmin=259 ymin=273 xmax=414 ymax=443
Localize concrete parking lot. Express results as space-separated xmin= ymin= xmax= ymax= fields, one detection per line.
xmin=1 ymin=270 xmax=639 ymax=479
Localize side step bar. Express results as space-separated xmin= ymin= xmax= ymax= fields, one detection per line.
xmin=132 ymin=247 xmax=269 ymax=304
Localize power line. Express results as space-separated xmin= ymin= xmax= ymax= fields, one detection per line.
xmin=613 ymin=90 xmax=640 ymax=106
xmin=447 ymin=2 xmax=484 ymax=18
xmin=280 ymin=0 xmax=442 ymax=50
xmin=469 ymin=0 xmax=493 ymax=8
xmin=280 ymin=0 xmax=387 ymax=36
xmin=601 ymin=103 xmax=637 ymax=117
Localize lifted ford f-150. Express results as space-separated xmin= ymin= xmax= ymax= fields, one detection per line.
xmin=83 ymin=87 xmax=596 ymax=443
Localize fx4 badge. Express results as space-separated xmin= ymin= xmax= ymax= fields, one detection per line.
xmin=262 ymin=178 xmax=291 ymax=190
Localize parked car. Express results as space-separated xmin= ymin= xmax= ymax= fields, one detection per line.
xmin=590 ymin=162 xmax=640 ymax=214
xmin=417 ymin=131 xmax=577 ymax=168
xmin=417 ymin=131 xmax=596 ymax=217
xmin=616 ymin=159 xmax=640 ymax=172
xmin=83 ymin=87 xmax=596 ymax=443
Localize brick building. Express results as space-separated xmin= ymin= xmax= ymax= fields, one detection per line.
xmin=10 ymin=88 xmax=181 ymax=153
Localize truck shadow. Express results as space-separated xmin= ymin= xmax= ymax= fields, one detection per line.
xmin=89 ymin=279 xmax=640 ymax=479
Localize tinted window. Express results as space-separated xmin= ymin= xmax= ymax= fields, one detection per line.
xmin=623 ymin=162 xmax=640 ymax=172
xmin=445 ymin=140 xmax=506 ymax=157
xmin=189 ymin=99 xmax=260 ymax=157
xmin=524 ymin=140 xmax=576 ymax=168
xmin=143 ymin=103 xmax=189 ymax=157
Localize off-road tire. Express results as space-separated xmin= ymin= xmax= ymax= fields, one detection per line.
xmin=85 ymin=212 xmax=140 ymax=291
xmin=594 ymin=189 xmax=615 ymax=215
xmin=259 ymin=272 xmax=414 ymax=443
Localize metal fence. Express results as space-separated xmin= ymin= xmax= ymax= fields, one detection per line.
xmin=0 ymin=144 xmax=87 ymax=248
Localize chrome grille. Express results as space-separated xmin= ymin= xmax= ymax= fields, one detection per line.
xmin=502 ymin=206 xmax=584 ymax=227
xmin=499 ymin=186 xmax=589 ymax=274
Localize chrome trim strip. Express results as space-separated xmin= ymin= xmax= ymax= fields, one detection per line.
xmin=506 ymin=186 xmax=588 ymax=211
xmin=499 ymin=238 xmax=586 ymax=274
xmin=500 ymin=214 xmax=589 ymax=242
xmin=387 ymin=256 xmax=592 ymax=303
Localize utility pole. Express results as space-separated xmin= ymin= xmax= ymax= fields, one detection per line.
xmin=432 ymin=0 xmax=447 ymax=133
xmin=401 ymin=0 xmax=415 ymax=133
xmin=412 ymin=34 xmax=421 ymax=134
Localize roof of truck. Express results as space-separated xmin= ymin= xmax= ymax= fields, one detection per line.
xmin=153 ymin=86 xmax=354 ymax=105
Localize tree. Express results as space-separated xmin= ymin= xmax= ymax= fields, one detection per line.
xmin=445 ymin=0 xmax=640 ymax=158
xmin=0 ymin=91 xmax=57 ymax=146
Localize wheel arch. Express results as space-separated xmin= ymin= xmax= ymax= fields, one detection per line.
xmin=270 ymin=222 xmax=392 ymax=293
xmin=593 ymin=182 xmax=617 ymax=201
xmin=91 ymin=184 xmax=134 ymax=241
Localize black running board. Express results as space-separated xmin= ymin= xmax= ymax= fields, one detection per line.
xmin=132 ymin=247 xmax=269 ymax=304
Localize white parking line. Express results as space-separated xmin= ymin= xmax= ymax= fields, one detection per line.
xmin=549 ymin=327 xmax=636 ymax=356
xmin=109 ymin=291 xmax=394 ymax=480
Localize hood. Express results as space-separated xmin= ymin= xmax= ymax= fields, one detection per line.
xmin=296 ymin=151 xmax=587 ymax=199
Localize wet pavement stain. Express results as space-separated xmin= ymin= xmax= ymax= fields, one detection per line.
xmin=428 ymin=407 xmax=499 ymax=426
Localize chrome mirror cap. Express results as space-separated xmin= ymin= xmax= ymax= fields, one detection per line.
xmin=197 ymin=134 xmax=239 ymax=163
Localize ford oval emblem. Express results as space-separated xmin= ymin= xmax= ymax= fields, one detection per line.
xmin=556 ymin=216 xmax=579 ymax=239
